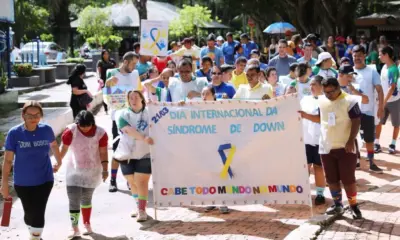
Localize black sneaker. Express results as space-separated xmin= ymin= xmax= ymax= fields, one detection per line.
xmin=350 ymin=204 xmax=362 ymax=219
xmin=205 ymin=206 xmax=216 ymax=212
xmin=356 ymin=162 xmax=361 ymax=170
xmin=369 ymin=164 xmax=383 ymax=174
xmin=109 ymin=179 xmax=118 ymax=192
xmin=315 ymin=195 xmax=326 ymax=205
xmin=325 ymin=204 xmax=344 ymax=215
xmin=219 ymin=206 xmax=230 ymax=214
xmin=374 ymin=144 xmax=382 ymax=153
xmin=389 ymin=144 xmax=396 ymax=154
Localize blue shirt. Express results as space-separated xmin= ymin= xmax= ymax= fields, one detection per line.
xmin=211 ymin=82 xmax=236 ymax=99
xmin=235 ymin=53 xmax=245 ymax=62
xmin=336 ymin=44 xmax=346 ymax=58
xmin=297 ymin=57 xmax=317 ymax=67
xmin=200 ymin=47 xmax=224 ymax=67
xmin=260 ymin=63 xmax=268 ymax=71
xmin=222 ymin=40 xmax=239 ymax=65
xmin=242 ymin=42 xmax=258 ymax=59
xmin=5 ymin=123 xmax=55 ymax=186
xmin=344 ymin=44 xmax=355 ymax=65
xmin=196 ymin=69 xmax=212 ymax=82
xmin=136 ymin=61 xmax=152 ymax=76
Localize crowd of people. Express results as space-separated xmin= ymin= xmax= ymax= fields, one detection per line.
xmin=1 ymin=31 xmax=399 ymax=240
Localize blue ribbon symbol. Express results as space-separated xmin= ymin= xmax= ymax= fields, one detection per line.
xmin=150 ymin=28 xmax=165 ymax=51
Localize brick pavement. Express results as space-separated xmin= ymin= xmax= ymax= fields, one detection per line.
xmin=0 ymin=109 xmax=399 ymax=240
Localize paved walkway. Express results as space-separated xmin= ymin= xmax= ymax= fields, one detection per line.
xmin=0 ymin=108 xmax=399 ymax=240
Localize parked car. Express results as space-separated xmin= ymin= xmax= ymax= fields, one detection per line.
xmin=20 ymin=42 xmax=67 ymax=60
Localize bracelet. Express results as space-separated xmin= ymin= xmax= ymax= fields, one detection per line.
xmin=102 ymin=170 xmax=108 ymax=173
xmin=101 ymin=161 xmax=109 ymax=164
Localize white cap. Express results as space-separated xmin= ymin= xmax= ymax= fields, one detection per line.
xmin=316 ymin=52 xmax=332 ymax=65
xmin=216 ymin=36 xmax=224 ymax=41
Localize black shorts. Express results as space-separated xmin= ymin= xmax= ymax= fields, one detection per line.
xmin=360 ymin=114 xmax=375 ymax=143
xmin=112 ymin=121 xmax=120 ymax=152
xmin=119 ymin=158 xmax=152 ymax=175
xmin=305 ymin=144 xmax=322 ymax=166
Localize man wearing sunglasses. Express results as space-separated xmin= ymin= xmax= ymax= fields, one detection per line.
xmin=210 ymin=66 xmax=236 ymax=99
xmin=299 ymin=77 xmax=362 ymax=220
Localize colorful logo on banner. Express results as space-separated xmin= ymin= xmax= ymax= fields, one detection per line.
xmin=218 ymin=144 xmax=236 ymax=179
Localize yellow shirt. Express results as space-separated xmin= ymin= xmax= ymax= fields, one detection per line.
xmin=318 ymin=92 xmax=358 ymax=154
xmin=233 ymin=82 xmax=273 ymax=100
xmin=230 ymin=70 xmax=248 ymax=89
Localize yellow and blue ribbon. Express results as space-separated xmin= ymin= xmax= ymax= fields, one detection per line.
xmin=218 ymin=143 xmax=235 ymax=179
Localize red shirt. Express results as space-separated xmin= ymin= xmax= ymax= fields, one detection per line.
xmin=152 ymin=56 xmax=172 ymax=72
xmin=62 ymin=125 xmax=108 ymax=147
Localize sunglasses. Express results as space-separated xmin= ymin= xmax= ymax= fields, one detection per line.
xmin=211 ymin=72 xmax=222 ymax=75
xmin=24 ymin=114 xmax=41 ymax=120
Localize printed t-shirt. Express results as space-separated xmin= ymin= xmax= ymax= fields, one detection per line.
xmin=106 ymin=68 xmax=142 ymax=120
xmin=200 ymin=47 xmax=224 ymax=67
xmin=290 ymin=79 xmax=312 ymax=100
xmin=211 ymin=82 xmax=236 ymax=99
xmin=381 ymin=64 xmax=400 ymax=102
xmin=5 ymin=123 xmax=55 ymax=186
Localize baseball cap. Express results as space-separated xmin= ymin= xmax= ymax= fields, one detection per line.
xmin=339 ymin=64 xmax=357 ymax=75
xmin=250 ymin=49 xmax=260 ymax=56
xmin=207 ymin=34 xmax=216 ymax=41
xmin=306 ymin=34 xmax=317 ymax=41
xmin=216 ymin=36 xmax=224 ymax=41
xmin=221 ymin=64 xmax=235 ymax=73
xmin=316 ymin=52 xmax=333 ymax=65
xmin=240 ymin=33 xmax=249 ymax=39
xmin=340 ymin=57 xmax=350 ymax=65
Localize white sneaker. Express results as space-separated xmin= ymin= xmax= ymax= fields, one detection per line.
xmin=131 ymin=209 xmax=138 ymax=218
xmin=68 ymin=226 xmax=81 ymax=239
xmin=82 ymin=224 xmax=93 ymax=235
xmin=137 ymin=210 xmax=148 ymax=222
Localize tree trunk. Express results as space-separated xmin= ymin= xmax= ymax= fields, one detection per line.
xmin=132 ymin=0 xmax=148 ymax=31
xmin=49 ymin=0 xmax=70 ymax=49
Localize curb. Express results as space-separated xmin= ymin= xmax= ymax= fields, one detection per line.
xmin=12 ymin=80 xmax=67 ymax=95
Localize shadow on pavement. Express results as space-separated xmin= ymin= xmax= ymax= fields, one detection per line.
xmin=140 ymin=205 xmax=327 ymax=239
xmin=72 ymin=233 xmax=130 ymax=240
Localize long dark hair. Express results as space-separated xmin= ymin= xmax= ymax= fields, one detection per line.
xmin=101 ymin=49 xmax=110 ymax=62
xmin=67 ymin=64 xmax=86 ymax=84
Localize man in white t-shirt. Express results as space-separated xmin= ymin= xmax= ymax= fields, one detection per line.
xmin=233 ymin=64 xmax=273 ymax=100
xmin=168 ymin=59 xmax=208 ymax=102
xmin=105 ymin=52 xmax=142 ymax=192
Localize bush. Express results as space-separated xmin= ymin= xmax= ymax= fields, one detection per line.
xmin=66 ymin=58 xmax=85 ymax=64
xmin=12 ymin=64 xmax=33 ymax=77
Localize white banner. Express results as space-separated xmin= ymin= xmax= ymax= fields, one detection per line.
xmin=140 ymin=20 xmax=168 ymax=56
xmin=0 ymin=0 xmax=14 ymax=23
xmin=149 ymin=96 xmax=311 ymax=207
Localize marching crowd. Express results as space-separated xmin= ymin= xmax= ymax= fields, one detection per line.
xmin=1 ymin=32 xmax=399 ymax=240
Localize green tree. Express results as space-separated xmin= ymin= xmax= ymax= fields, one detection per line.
xmin=77 ymin=6 xmax=113 ymax=47
xmin=13 ymin=0 xmax=50 ymax=45
xmin=131 ymin=0 xmax=148 ymax=30
xmin=169 ymin=4 xmax=213 ymax=38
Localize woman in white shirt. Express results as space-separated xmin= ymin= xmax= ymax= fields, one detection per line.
xmin=115 ymin=90 xmax=154 ymax=222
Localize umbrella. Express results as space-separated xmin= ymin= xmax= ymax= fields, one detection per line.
xmin=263 ymin=22 xmax=296 ymax=34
